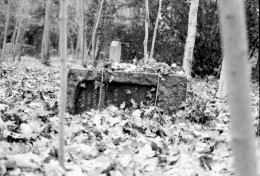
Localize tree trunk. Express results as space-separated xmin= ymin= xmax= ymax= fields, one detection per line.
xmin=150 ymin=0 xmax=162 ymax=60
xmin=58 ymin=0 xmax=67 ymax=169
xmin=15 ymin=23 xmax=22 ymax=46
xmin=253 ymin=55 xmax=259 ymax=80
xmin=1 ymin=0 xmax=11 ymax=60
xmin=143 ymin=0 xmax=149 ymax=63
xmin=217 ymin=57 xmax=227 ymax=99
xmin=11 ymin=25 xmax=17 ymax=44
xmin=15 ymin=22 xmax=24 ymax=61
xmin=80 ymin=0 xmax=85 ymax=63
xmin=76 ymin=0 xmax=84 ymax=61
xmin=41 ymin=0 xmax=52 ymax=65
xmin=68 ymin=34 xmax=75 ymax=57
xmin=82 ymin=1 xmax=90 ymax=67
xmin=94 ymin=35 xmax=100 ymax=62
xmin=182 ymin=0 xmax=199 ymax=77
xmin=82 ymin=25 xmax=88 ymax=66
xmin=10 ymin=22 xmax=22 ymax=60
xmin=17 ymin=28 xmax=25 ymax=61
xmin=218 ymin=1 xmax=257 ymax=176
xmin=91 ymin=0 xmax=105 ymax=65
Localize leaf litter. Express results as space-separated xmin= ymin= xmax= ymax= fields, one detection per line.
xmin=0 ymin=57 xmax=259 ymax=176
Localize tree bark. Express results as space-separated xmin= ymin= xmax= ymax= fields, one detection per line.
xmin=11 ymin=24 xmax=17 ymax=44
xmin=10 ymin=22 xmax=22 ymax=60
xmin=143 ymin=0 xmax=149 ymax=63
xmin=58 ymin=0 xmax=67 ymax=169
xmin=182 ymin=0 xmax=199 ymax=77
xmin=76 ymin=0 xmax=84 ymax=61
xmin=218 ymin=1 xmax=258 ymax=176
xmin=17 ymin=27 xmax=25 ymax=61
xmin=82 ymin=24 xmax=88 ymax=66
xmin=217 ymin=57 xmax=227 ymax=99
xmin=94 ymin=34 xmax=100 ymax=61
xmin=1 ymin=0 xmax=11 ymax=60
xmin=150 ymin=0 xmax=162 ymax=60
xmin=253 ymin=55 xmax=259 ymax=79
xmin=41 ymin=0 xmax=52 ymax=65
xmin=91 ymin=0 xmax=105 ymax=65
xmin=68 ymin=34 xmax=75 ymax=57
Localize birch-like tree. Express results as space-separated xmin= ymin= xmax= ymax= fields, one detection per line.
xmin=42 ymin=0 xmax=52 ymax=65
xmin=150 ymin=0 xmax=162 ymax=60
xmin=58 ymin=0 xmax=67 ymax=168
xmin=76 ymin=0 xmax=84 ymax=61
xmin=143 ymin=0 xmax=149 ymax=63
xmin=218 ymin=1 xmax=258 ymax=176
xmin=8 ymin=0 xmax=31 ymax=61
xmin=182 ymin=0 xmax=199 ymax=77
xmin=91 ymin=0 xmax=105 ymax=64
xmin=82 ymin=19 xmax=89 ymax=66
xmin=1 ymin=0 xmax=11 ymax=60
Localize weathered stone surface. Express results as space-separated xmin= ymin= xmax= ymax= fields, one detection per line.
xmin=67 ymin=68 xmax=187 ymax=115
xmin=74 ymin=81 xmax=156 ymax=114
xmin=109 ymin=41 xmax=121 ymax=63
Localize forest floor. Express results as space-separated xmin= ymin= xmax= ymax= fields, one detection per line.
xmin=0 ymin=56 xmax=259 ymax=176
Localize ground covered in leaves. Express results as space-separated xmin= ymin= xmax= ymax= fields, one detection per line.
xmin=0 ymin=57 xmax=259 ymax=176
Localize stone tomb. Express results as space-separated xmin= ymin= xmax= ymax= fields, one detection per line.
xmin=67 ymin=69 xmax=187 ymax=115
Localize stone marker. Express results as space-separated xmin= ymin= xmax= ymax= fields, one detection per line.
xmin=109 ymin=41 xmax=121 ymax=63
xmin=67 ymin=69 xmax=187 ymax=115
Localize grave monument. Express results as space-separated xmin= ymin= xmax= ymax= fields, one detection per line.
xmin=67 ymin=69 xmax=187 ymax=115
xmin=67 ymin=41 xmax=187 ymax=115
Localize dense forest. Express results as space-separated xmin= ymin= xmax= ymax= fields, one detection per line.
xmin=0 ymin=0 xmax=259 ymax=175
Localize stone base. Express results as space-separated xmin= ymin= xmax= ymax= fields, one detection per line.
xmin=67 ymin=68 xmax=187 ymax=115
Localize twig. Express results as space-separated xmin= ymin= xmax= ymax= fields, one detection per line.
xmin=98 ymin=68 xmax=104 ymax=112
xmin=154 ymin=75 xmax=160 ymax=106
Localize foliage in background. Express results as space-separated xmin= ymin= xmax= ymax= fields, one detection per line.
xmin=0 ymin=0 xmax=258 ymax=77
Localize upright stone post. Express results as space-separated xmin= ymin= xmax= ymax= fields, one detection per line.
xmin=109 ymin=41 xmax=121 ymax=63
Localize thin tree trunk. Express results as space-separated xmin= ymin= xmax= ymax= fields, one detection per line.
xmin=58 ymin=0 xmax=67 ymax=169
xmin=82 ymin=25 xmax=88 ymax=66
xmin=41 ymin=0 xmax=52 ymax=65
xmin=91 ymin=0 xmax=105 ymax=64
xmin=17 ymin=28 xmax=25 ymax=61
xmin=1 ymin=0 xmax=11 ymax=60
xmin=15 ymin=21 xmax=25 ymax=61
xmin=75 ymin=0 xmax=79 ymax=60
xmin=80 ymin=0 xmax=84 ymax=62
xmin=11 ymin=26 xmax=17 ymax=44
xmin=94 ymin=35 xmax=100 ymax=60
xmin=76 ymin=0 xmax=84 ymax=61
xmin=76 ymin=32 xmax=80 ymax=59
xmin=182 ymin=0 xmax=199 ymax=77
xmin=143 ymin=0 xmax=149 ymax=63
xmin=253 ymin=55 xmax=259 ymax=79
xmin=218 ymin=1 xmax=257 ymax=176
xmin=150 ymin=0 xmax=162 ymax=60
xmin=82 ymin=1 xmax=90 ymax=67
xmin=217 ymin=57 xmax=227 ymax=98
xmin=68 ymin=34 xmax=75 ymax=57
xmin=10 ymin=22 xmax=22 ymax=60
xmin=15 ymin=23 xmax=22 ymax=46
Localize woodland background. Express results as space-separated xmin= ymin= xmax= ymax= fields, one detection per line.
xmin=0 ymin=0 xmax=259 ymax=78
